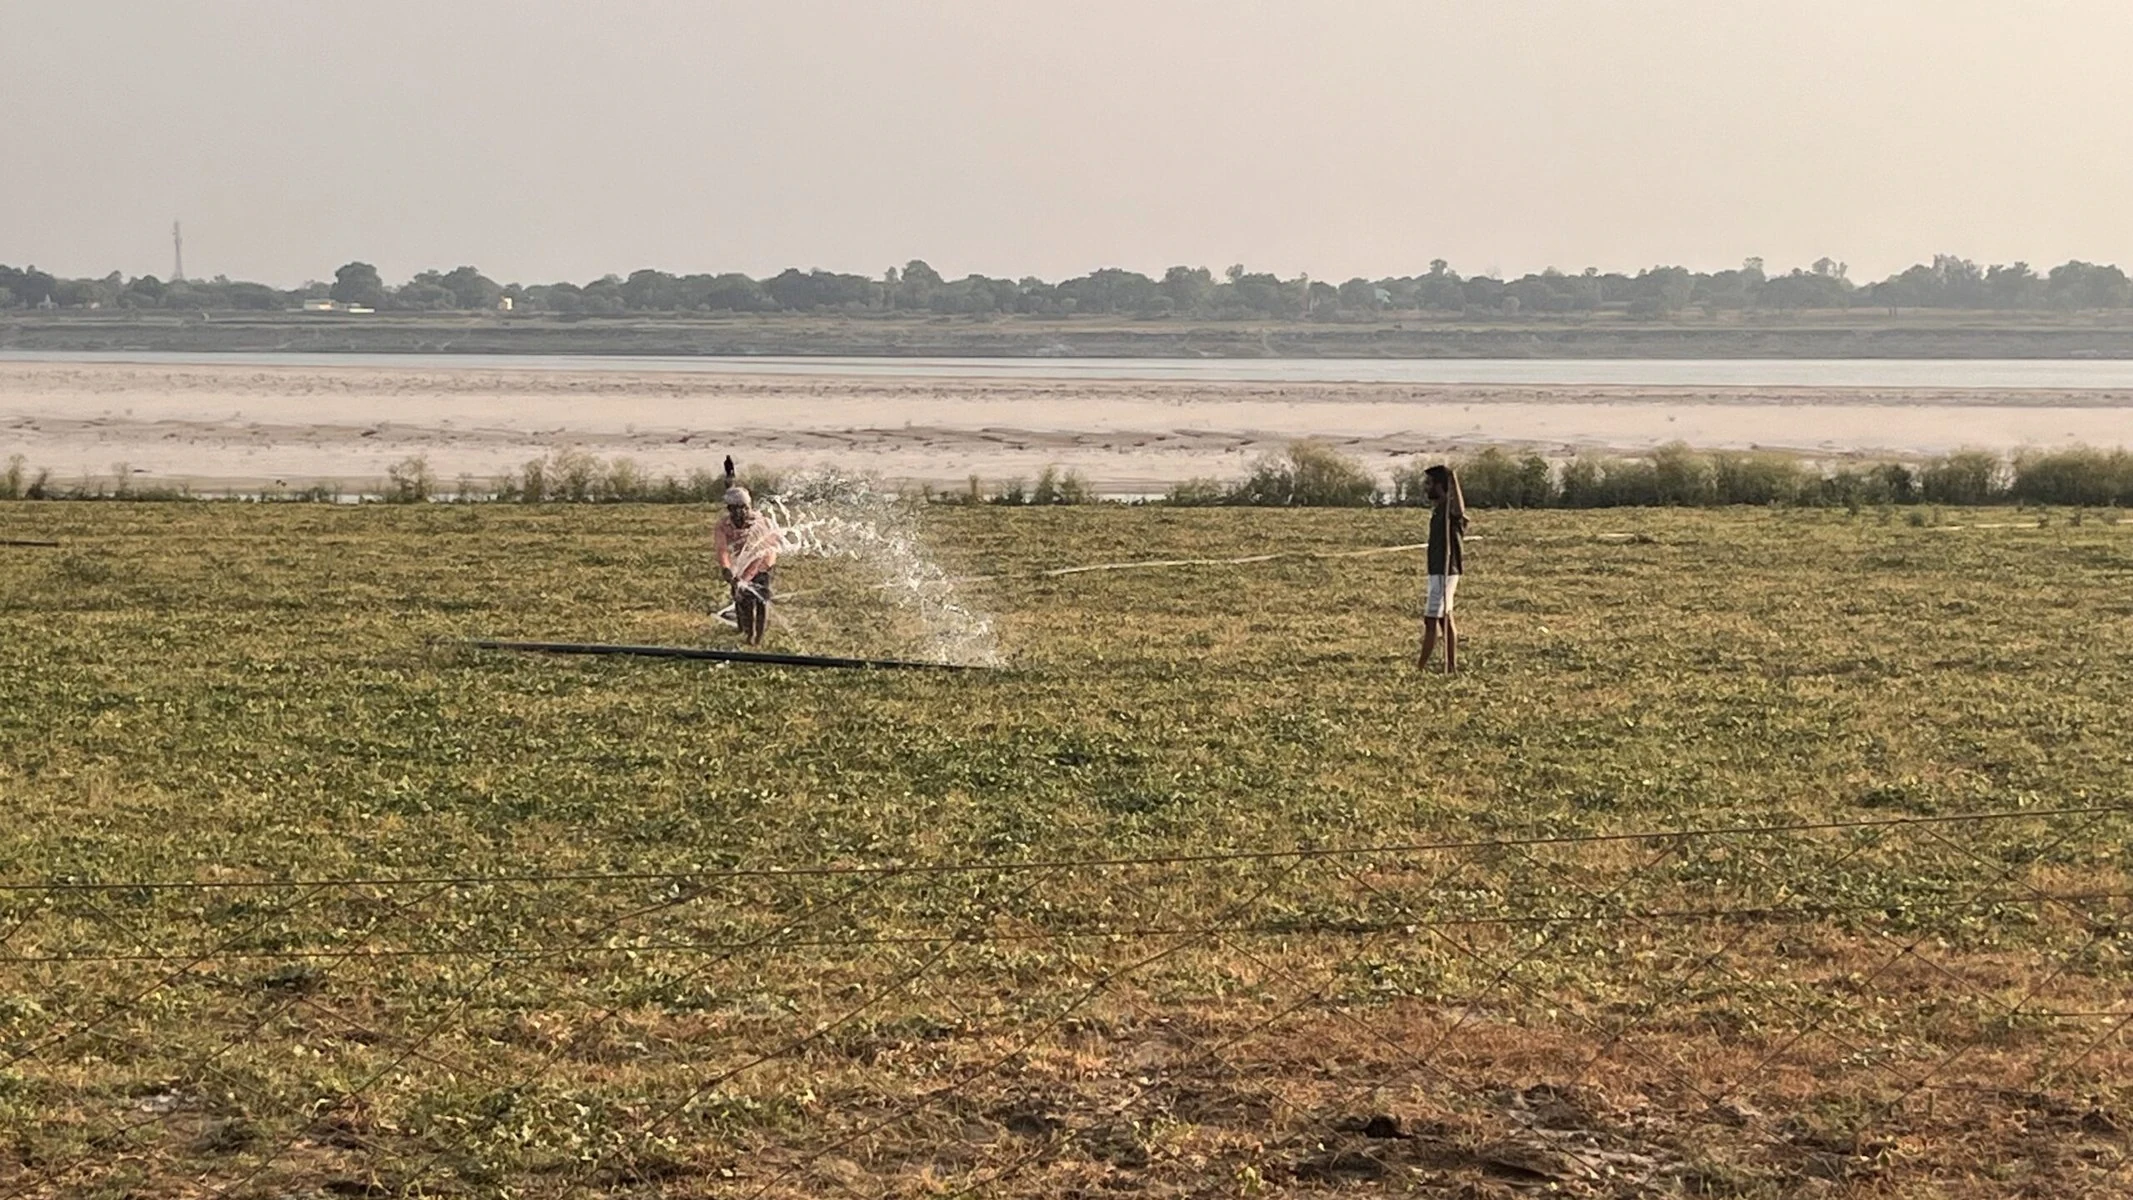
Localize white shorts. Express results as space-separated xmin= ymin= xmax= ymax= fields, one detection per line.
xmin=1424 ymin=574 xmax=1459 ymax=620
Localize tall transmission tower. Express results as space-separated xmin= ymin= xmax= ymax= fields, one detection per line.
xmin=172 ymin=221 xmax=185 ymax=282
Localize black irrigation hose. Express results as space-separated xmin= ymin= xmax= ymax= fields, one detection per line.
xmin=464 ymin=638 xmax=974 ymax=671
xmin=0 ymin=539 xmax=61 ymax=548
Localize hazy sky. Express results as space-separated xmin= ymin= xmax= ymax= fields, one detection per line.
xmin=5 ymin=1 xmax=2131 ymax=287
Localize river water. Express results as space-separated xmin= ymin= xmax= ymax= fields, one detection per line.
xmin=12 ymin=350 xmax=2133 ymax=389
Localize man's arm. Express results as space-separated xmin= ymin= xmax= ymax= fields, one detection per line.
xmin=713 ymin=521 xmax=736 ymax=580
xmin=755 ymin=516 xmax=782 ymax=571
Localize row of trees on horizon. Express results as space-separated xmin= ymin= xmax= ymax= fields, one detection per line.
xmin=4 ymin=255 xmax=2132 ymax=318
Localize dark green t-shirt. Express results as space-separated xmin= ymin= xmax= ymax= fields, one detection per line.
xmin=1428 ymin=505 xmax=1464 ymax=576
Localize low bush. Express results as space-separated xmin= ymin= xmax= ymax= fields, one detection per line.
xmin=1407 ymin=447 xmax=1556 ymax=508
xmin=1288 ymin=441 xmax=1379 ymax=506
xmin=735 ymin=463 xmax=783 ymax=501
xmin=1712 ymin=451 xmax=1811 ymax=506
xmin=1164 ymin=478 xmax=1229 ymax=507
xmin=383 ymin=455 xmax=437 ymax=504
xmin=500 ymin=451 xmax=765 ymax=503
xmin=1921 ymin=449 xmax=2007 ymax=505
xmin=1650 ymin=442 xmax=1719 ymax=505
xmin=1031 ymin=466 xmax=1095 ymax=505
xmin=1221 ymin=441 xmax=1379 ymax=507
xmin=2010 ymin=447 xmax=2133 ymax=507
xmin=2 ymin=455 xmax=53 ymax=501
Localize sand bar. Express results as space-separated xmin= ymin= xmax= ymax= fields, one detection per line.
xmin=4 ymin=360 xmax=2130 ymax=494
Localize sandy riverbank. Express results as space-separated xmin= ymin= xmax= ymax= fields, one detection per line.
xmin=5 ymin=360 xmax=2131 ymax=494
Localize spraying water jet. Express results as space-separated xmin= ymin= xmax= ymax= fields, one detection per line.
xmin=469 ymin=470 xmax=1001 ymax=671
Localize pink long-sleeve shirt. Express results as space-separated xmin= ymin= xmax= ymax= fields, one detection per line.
xmin=714 ymin=511 xmax=781 ymax=583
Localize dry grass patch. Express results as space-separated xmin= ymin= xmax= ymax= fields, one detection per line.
xmin=1 ymin=502 xmax=2129 ymax=1196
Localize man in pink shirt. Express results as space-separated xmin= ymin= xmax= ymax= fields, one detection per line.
xmin=713 ymin=486 xmax=781 ymax=646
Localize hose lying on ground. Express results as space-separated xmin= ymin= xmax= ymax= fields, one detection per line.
xmin=465 ymin=639 xmax=973 ymax=671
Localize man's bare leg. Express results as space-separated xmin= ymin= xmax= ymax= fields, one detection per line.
xmin=1417 ymin=618 xmax=1440 ymax=670
xmin=1443 ymin=614 xmax=1458 ymax=674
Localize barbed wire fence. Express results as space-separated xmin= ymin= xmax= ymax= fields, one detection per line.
xmin=1 ymin=806 xmax=2128 ymax=1198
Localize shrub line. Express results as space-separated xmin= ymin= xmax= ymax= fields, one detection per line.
xmin=6 ymin=442 xmax=2131 ymax=508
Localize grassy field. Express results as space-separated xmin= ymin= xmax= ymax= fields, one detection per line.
xmin=1 ymin=502 xmax=2129 ymax=1197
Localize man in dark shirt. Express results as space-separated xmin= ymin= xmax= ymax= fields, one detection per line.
xmin=1419 ymin=465 xmax=1466 ymax=672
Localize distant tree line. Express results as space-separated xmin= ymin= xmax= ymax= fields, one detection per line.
xmin=4 ymin=254 xmax=2132 ymax=318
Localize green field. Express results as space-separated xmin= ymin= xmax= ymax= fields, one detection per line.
xmin=1 ymin=503 xmax=2129 ymax=1197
